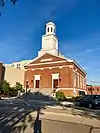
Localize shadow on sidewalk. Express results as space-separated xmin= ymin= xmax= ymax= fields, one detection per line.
xmin=60 ymin=103 xmax=100 ymax=120
xmin=0 ymin=106 xmax=43 ymax=133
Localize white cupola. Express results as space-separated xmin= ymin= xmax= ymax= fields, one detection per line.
xmin=38 ymin=21 xmax=58 ymax=57
xmin=46 ymin=22 xmax=56 ymax=35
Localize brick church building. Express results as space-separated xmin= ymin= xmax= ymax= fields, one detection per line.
xmin=24 ymin=22 xmax=86 ymax=97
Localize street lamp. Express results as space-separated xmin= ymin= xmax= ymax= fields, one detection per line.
xmin=26 ymin=80 xmax=29 ymax=93
xmin=25 ymin=80 xmax=29 ymax=101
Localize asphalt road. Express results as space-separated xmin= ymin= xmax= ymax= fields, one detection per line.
xmin=0 ymin=99 xmax=45 ymax=111
xmin=0 ymin=99 xmax=100 ymax=118
xmin=0 ymin=98 xmax=100 ymax=115
xmin=0 ymin=99 xmax=99 ymax=133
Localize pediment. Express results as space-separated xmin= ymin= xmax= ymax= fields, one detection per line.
xmin=26 ymin=53 xmax=67 ymax=66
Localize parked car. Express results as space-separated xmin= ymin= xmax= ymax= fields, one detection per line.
xmin=75 ymin=95 xmax=100 ymax=109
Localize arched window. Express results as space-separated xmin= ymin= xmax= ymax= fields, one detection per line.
xmin=54 ymin=28 xmax=55 ymax=33
xmin=47 ymin=27 xmax=49 ymax=32
xmin=97 ymin=88 xmax=99 ymax=91
xmin=51 ymin=27 xmax=53 ymax=32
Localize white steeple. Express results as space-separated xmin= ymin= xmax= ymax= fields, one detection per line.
xmin=38 ymin=21 xmax=58 ymax=57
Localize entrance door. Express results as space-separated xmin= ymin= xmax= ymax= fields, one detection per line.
xmin=35 ymin=80 xmax=40 ymax=88
xmin=53 ymin=79 xmax=58 ymax=88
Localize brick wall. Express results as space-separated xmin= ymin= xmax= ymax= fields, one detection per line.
xmin=86 ymin=85 xmax=100 ymax=95
xmin=24 ymin=66 xmax=74 ymax=89
xmin=24 ymin=54 xmax=86 ymax=97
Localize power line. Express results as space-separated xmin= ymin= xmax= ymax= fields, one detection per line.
xmin=86 ymin=79 xmax=100 ymax=83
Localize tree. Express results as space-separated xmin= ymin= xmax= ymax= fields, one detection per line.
xmin=0 ymin=0 xmax=17 ymax=15
xmin=0 ymin=80 xmax=23 ymax=97
xmin=0 ymin=80 xmax=10 ymax=96
xmin=15 ymin=82 xmax=23 ymax=92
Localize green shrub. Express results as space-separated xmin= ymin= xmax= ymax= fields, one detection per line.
xmin=67 ymin=96 xmax=81 ymax=102
xmin=9 ymin=87 xmax=18 ymax=97
xmin=56 ymin=91 xmax=66 ymax=101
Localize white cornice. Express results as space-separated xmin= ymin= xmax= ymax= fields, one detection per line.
xmin=27 ymin=60 xmax=66 ymax=66
xmin=49 ymin=67 xmax=52 ymax=69
xmin=25 ymin=65 xmax=73 ymax=71
xmin=59 ymin=66 xmax=63 ymax=69
xmin=73 ymin=60 xmax=86 ymax=75
xmin=41 ymin=68 xmax=44 ymax=70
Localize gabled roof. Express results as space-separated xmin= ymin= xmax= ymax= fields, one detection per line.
xmin=24 ymin=52 xmax=72 ymax=66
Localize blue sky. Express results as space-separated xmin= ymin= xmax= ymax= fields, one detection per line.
xmin=0 ymin=0 xmax=100 ymax=85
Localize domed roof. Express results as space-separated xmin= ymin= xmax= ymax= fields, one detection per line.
xmin=46 ymin=21 xmax=56 ymax=27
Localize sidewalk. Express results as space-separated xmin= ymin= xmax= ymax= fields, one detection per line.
xmin=46 ymin=105 xmax=100 ymax=116
xmin=30 ymin=108 xmax=100 ymax=128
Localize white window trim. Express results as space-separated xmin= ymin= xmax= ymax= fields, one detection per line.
xmin=34 ymin=75 xmax=41 ymax=80
xmin=34 ymin=75 xmax=41 ymax=88
xmin=52 ymin=73 xmax=59 ymax=88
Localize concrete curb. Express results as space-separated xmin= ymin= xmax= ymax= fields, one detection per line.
xmin=1 ymin=97 xmax=17 ymax=100
xmin=31 ymin=110 xmax=100 ymax=128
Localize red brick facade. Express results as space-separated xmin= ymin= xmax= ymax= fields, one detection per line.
xmin=24 ymin=53 xmax=86 ymax=97
xmin=86 ymin=85 xmax=100 ymax=95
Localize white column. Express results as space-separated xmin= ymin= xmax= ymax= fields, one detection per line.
xmin=73 ymin=70 xmax=77 ymax=95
